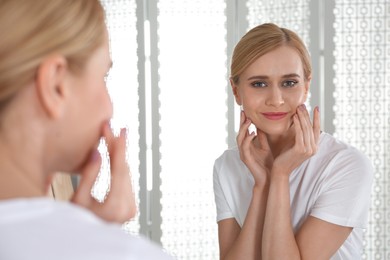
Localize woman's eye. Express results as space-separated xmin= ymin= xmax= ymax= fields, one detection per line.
xmin=283 ymin=80 xmax=298 ymax=88
xmin=251 ymin=81 xmax=267 ymax=88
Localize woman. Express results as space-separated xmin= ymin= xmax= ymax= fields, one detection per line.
xmin=213 ymin=23 xmax=373 ymax=259
xmin=0 ymin=0 xmax=172 ymax=259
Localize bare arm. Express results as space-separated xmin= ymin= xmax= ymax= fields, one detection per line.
xmin=262 ymin=173 xmax=300 ymax=259
xmin=296 ymin=216 xmax=352 ymax=259
xmin=219 ymin=185 xmax=268 ymax=260
xmin=218 ymin=111 xmax=272 ymax=260
xmin=262 ymin=172 xmax=352 ymax=260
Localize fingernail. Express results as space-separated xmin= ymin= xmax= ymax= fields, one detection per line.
xmin=91 ymin=150 xmax=100 ymax=161
xmin=121 ymin=128 xmax=127 ymax=137
xmin=300 ymin=104 xmax=306 ymax=111
xmin=316 ymin=106 xmax=320 ymax=112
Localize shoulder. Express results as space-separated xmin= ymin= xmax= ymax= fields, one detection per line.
xmin=53 ymin=202 xmax=174 ymax=259
xmin=213 ymin=146 xmax=250 ymax=181
xmin=213 ymin=146 xmax=253 ymax=189
xmin=316 ymin=132 xmax=373 ymax=183
xmin=213 ymin=146 xmax=241 ymax=173
xmin=319 ymin=133 xmax=372 ymax=168
xmin=0 ymin=199 xmax=173 ymax=260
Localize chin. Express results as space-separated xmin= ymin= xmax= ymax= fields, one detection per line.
xmin=260 ymin=120 xmax=288 ymax=131
xmin=70 ymin=150 xmax=93 ymax=175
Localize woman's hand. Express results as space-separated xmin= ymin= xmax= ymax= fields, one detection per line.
xmin=237 ymin=110 xmax=273 ymax=185
xmin=71 ymin=123 xmax=136 ymax=223
xmin=273 ymin=105 xmax=321 ymax=175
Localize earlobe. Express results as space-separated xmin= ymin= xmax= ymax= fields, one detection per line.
xmin=230 ymin=78 xmax=242 ymax=105
xmin=35 ymin=55 xmax=68 ymax=118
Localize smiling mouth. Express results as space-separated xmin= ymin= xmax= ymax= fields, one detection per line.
xmin=262 ymin=112 xmax=288 ymax=120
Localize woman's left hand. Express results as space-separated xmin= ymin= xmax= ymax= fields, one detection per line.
xmin=272 ymin=104 xmax=321 ymax=175
xmin=71 ymin=123 xmax=136 ymax=223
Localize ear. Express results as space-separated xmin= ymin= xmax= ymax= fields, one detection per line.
xmin=230 ymin=78 xmax=242 ymax=105
xmin=35 ymin=55 xmax=69 ymax=118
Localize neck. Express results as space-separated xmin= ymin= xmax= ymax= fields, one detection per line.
xmin=0 ymin=126 xmax=49 ymax=200
xmin=0 ymin=83 xmax=53 ymax=200
xmin=265 ymin=129 xmax=296 ymax=158
xmin=0 ymin=157 xmax=48 ymax=200
xmin=0 ymin=169 xmax=47 ymax=200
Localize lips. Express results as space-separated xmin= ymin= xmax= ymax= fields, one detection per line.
xmin=261 ymin=112 xmax=288 ymax=120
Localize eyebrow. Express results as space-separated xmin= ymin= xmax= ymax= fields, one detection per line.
xmin=247 ymin=73 xmax=301 ymax=81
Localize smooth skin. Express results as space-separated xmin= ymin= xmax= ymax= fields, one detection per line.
xmin=218 ymin=46 xmax=352 ymax=260
xmin=0 ymin=29 xmax=136 ymax=223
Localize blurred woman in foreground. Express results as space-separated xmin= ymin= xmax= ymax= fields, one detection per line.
xmin=0 ymin=0 xmax=173 ymax=259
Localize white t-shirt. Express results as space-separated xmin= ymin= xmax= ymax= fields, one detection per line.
xmin=213 ymin=132 xmax=373 ymax=260
xmin=0 ymin=198 xmax=174 ymax=260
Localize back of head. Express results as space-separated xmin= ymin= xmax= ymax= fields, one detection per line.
xmin=230 ymin=23 xmax=312 ymax=84
xmin=0 ymin=0 xmax=105 ymax=110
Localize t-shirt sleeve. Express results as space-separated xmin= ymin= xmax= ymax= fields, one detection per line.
xmin=213 ymin=158 xmax=234 ymax=222
xmin=310 ymin=148 xmax=373 ymax=228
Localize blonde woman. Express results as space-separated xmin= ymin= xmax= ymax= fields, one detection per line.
xmin=0 ymin=0 xmax=172 ymax=259
xmin=213 ymin=23 xmax=373 ymax=259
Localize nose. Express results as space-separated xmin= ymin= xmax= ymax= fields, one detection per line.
xmin=265 ymin=86 xmax=285 ymax=107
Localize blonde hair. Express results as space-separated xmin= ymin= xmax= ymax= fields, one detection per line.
xmin=230 ymin=23 xmax=312 ymax=84
xmin=0 ymin=0 xmax=105 ymax=108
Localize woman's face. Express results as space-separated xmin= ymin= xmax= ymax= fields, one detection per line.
xmin=232 ymin=45 xmax=310 ymax=137
xmin=59 ymin=29 xmax=113 ymax=173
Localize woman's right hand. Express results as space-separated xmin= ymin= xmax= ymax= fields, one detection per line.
xmin=236 ymin=110 xmax=273 ymax=186
xmin=71 ymin=123 xmax=137 ymax=223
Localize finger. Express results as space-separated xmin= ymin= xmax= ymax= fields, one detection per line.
xmin=236 ymin=111 xmax=251 ymax=147
xmin=108 ymin=128 xmax=132 ymax=196
xmin=104 ymin=127 xmax=136 ymax=220
xmin=102 ymin=122 xmax=115 ymax=150
xmin=71 ymin=150 xmax=102 ymax=205
xmin=103 ymin=126 xmax=130 ymax=196
xmin=297 ymin=105 xmax=311 ymax=133
xmin=297 ymin=104 xmax=315 ymax=151
xmin=313 ymin=106 xmax=321 ymax=144
xmin=240 ymin=109 xmax=246 ymax=125
xmin=105 ymin=126 xmax=127 ymax=173
xmin=293 ymin=113 xmax=304 ymax=148
xmin=241 ymin=128 xmax=257 ymax=158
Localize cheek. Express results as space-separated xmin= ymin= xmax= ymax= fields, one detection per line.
xmin=93 ymin=83 xmax=113 ymax=118
xmin=241 ymin=90 xmax=262 ymax=108
xmin=102 ymin=90 xmax=113 ymax=117
xmin=287 ymin=90 xmax=307 ymax=107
